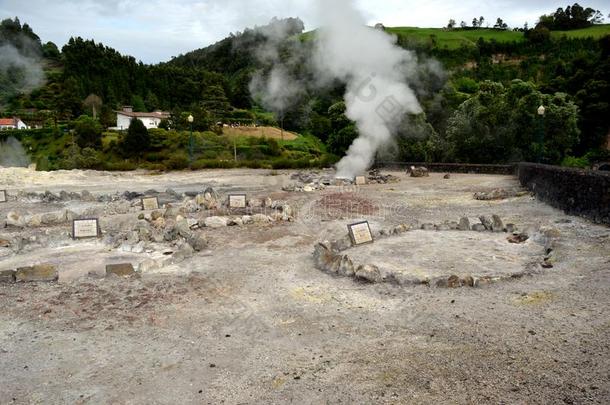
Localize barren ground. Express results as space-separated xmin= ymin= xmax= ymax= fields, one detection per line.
xmin=1 ymin=168 xmax=609 ymax=404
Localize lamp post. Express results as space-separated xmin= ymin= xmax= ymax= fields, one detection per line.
xmin=187 ymin=114 xmax=194 ymax=169
xmin=537 ymin=105 xmax=546 ymax=163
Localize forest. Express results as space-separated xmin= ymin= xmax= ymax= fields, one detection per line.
xmin=0 ymin=2 xmax=609 ymax=171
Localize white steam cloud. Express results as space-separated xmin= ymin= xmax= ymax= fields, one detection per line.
xmin=0 ymin=44 xmax=45 ymax=97
xmin=313 ymin=0 xmax=422 ymax=178
xmin=248 ymin=17 xmax=307 ymax=121
xmin=249 ymin=2 xmax=438 ymax=178
xmin=0 ymin=137 xmax=31 ymax=167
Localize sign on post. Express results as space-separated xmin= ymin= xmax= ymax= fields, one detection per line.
xmin=228 ymin=194 xmax=247 ymax=209
xmin=348 ymin=221 xmax=374 ymax=246
xmin=72 ymin=219 xmax=100 ymax=239
xmin=141 ymin=197 xmax=160 ymax=211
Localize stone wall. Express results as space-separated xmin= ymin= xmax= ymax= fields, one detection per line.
xmin=375 ymin=162 xmax=516 ymax=175
xmin=518 ymin=163 xmax=610 ymax=225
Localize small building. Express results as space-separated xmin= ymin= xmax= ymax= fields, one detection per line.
xmin=112 ymin=106 xmax=170 ymax=130
xmin=0 ymin=117 xmax=28 ymax=130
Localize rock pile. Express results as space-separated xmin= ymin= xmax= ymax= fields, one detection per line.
xmin=366 ymin=169 xmax=400 ymax=184
xmin=417 ymin=215 xmax=517 ymax=234
xmin=474 ymin=188 xmax=530 ymax=201
xmin=409 ymin=166 xmax=429 ymax=178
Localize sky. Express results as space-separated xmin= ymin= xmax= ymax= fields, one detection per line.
xmin=0 ymin=0 xmax=608 ymax=63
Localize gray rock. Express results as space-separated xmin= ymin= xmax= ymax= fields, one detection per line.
xmin=172 ymin=242 xmax=195 ymax=262
xmin=410 ymin=166 xmax=429 ymax=178
xmin=174 ymin=219 xmax=192 ymax=238
xmin=421 ymin=223 xmax=435 ymax=230
xmin=230 ymin=217 xmax=244 ymax=226
xmin=505 ymin=223 xmax=517 ymax=233
xmin=479 ymin=216 xmax=493 ymax=230
xmin=6 ymin=211 xmax=25 ymax=227
xmin=252 ymin=214 xmax=272 ymax=223
xmin=338 ymin=255 xmax=355 ymax=276
xmin=491 ymin=215 xmax=504 ymax=232
xmin=80 ymin=190 xmax=95 ymax=202
xmin=474 ymin=188 xmax=510 ymax=201
xmin=448 ymin=221 xmax=459 ymax=230
xmin=355 ymin=265 xmax=382 ymax=283
xmin=443 ymin=173 xmax=451 ymax=179
xmin=0 ymin=270 xmax=16 ymax=283
xmin=138 ymin=259 xmax=160 ymax=273
xmin=436 ymin=224 xmax=451 ymax=231
xmin=131 ymin=241 xmax=145 ymax=254
xmin=241 ymin=215 xmax=253 ymax=225
xmin=188 ymin=233 xmax=208 ymax=251
xmin=204 ymin=216 xmax=229 ymax=228
xmin=458 ymin=217 xmax=470 ymax=231
xmin=106 ymin=263 xmax=135 ymax=277
xmin=16 ymin=264 xmax=58 ymax=282
xmin=472 ymin=224 xmax=487 ymax=232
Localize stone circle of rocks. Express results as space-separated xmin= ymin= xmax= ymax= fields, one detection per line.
xmin=313 ymin=215 xmax=558 ymax=289
xmin=282 ymin=169 xmax=400 ymax=192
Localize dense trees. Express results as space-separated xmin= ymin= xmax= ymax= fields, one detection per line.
xmin=122 ymin=118 xmax=150 ymax=158
xmin=445 ymin=80 xmax=580 ymax=163
xmin=73 ymin=115 xmax=102 ymax=149
xmin=538 ymin=3 xmax=604 ymax=30
xmin=1 ymin=12 xmax=609 ymax=169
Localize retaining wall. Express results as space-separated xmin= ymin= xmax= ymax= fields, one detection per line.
xmin=517 ymin=163 xmax=610 ymax=225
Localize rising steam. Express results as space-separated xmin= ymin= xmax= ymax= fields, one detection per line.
xmin=249 ymin=3 xmax=436 ymax=178
xmin=313 ymin=0 xmax=422 ymax=178
xmin=0 ymin=44 xmax=45 ymax=100
xmin=0 ymin=136 xmax=31 ymax=167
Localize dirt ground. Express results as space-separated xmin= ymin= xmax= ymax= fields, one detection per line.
xmin=1 ymin=168 xmax=609 ymax=404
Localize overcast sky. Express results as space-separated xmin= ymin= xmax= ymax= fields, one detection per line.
xmin=0 ymin=0 xmax=608 ymax=63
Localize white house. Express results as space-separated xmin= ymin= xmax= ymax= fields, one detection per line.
xmin=0 ymin=117 xmax=28 ymax=130
xmin=112 ymin=106 xmax=170 ymax=130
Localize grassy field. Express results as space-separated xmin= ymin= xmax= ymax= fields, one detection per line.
xmin=302 ymin=25 xmax=610 ymax=49
xmin=222 ymin=126 xmax=299 ymax=141
xmin=386 ymin=27 xmax=524 ymax=49
xmin=550 ymin=24 xmax=610 ymax=39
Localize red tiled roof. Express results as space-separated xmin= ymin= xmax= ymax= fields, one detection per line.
xmin=0 ymin=118 xmax=15 ymax=125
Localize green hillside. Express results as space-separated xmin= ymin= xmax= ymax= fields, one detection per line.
xmin=385 ymin=27 xmax=525 ymax=49
xmin=551 ymin=23 xmax=610 ymax=38
xmin=384 ymin=25 xmax=610 ymax=49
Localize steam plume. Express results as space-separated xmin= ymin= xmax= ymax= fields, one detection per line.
xmin=313 ymin=0 xmax=422 ymax=178
xmin=0 ymin=44 xmax=44 ymax=98
xmin=0 ymin=136 xmax=31 ymax=167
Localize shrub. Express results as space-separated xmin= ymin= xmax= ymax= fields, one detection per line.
xmin=561 ymin=155 xmax=590 ymax=169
